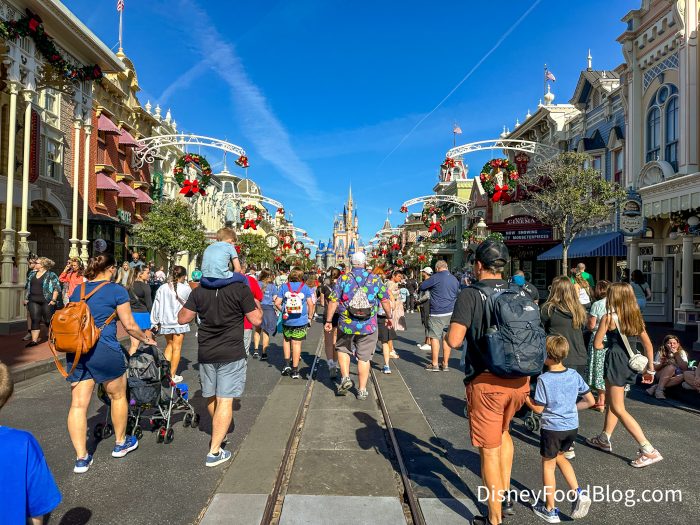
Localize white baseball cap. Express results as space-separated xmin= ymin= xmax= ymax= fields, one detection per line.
xmin=351 ymin=251 xmax=366 ymax=266
xmin=421 ymin=266 xmax=433 ymax=275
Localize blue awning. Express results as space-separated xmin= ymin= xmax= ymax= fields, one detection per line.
xmin=537 ymin=232 xmax=627 ymax=261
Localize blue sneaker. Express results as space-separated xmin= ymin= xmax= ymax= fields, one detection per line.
xmin=532 ymin=500 xmax=560 ymax=523
xmin=112 ymin=435 xmax=139 ymax=458
xmin=206 ymin=448 xmax=232 ymax=467
xmin=382 ymin=365 xmax=392 ymax=374
xmin=74 ymin=454 xmax=93 ymax=474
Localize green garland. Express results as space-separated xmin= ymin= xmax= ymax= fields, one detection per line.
xmin=0 ymin=10 xmax=103 ymax=81
xmin=173 ymin=153 xmax=212 ymax=189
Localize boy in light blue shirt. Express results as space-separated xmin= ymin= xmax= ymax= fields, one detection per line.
xmin=200 ymin=227 xmax=245 ymax=289
xmin=525 ymin=335 xmax=595 ymax=523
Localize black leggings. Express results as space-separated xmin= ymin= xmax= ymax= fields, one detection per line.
xmin=28 ymin=300 xmax=54 ymax=331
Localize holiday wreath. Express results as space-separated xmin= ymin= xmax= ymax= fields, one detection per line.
xmin=421 ymin=205 xmax=447 ymax=234
xmin=174 ymin=153 xmax=212 ymax=197
xmin=240 ymin=204 xmax=264 ymax=230
xmin=479 ymin=158 xmax=519 ymax=202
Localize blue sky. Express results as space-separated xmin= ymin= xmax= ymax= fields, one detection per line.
xmin=67 ymin=0 xmax=638 ymax=246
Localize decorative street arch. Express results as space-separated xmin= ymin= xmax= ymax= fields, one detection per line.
xmin=131 ymin=134 xmax=247 ymax=170
xmin=233 ymin=192 xmax=283 ymax=209
xmin=400 ymin=195 xmax=472 ymax=215
xmin=446 ymin=139 xmax=560 ymax=164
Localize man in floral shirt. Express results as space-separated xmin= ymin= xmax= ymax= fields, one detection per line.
xmin=325 ymin=252 xmax=392 ymax=400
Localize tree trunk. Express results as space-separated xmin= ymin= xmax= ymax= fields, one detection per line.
xmin=562 ymin=244 xmax=569 ymax=277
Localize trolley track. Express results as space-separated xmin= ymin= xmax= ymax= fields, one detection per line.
xmin=259 ymin=332 xmax=426 ymax=525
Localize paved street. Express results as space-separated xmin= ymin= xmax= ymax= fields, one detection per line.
xmin=5 ymin=313 xmax=698 ymax=524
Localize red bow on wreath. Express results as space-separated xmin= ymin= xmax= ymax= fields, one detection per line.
xmin=442 ymin=157 xmax=456 ymax=169
xmin=400 ymin=205 xmax=408 ymax=213
xmin=391 ymin=243 xmax=401 ymax=251
xmin=283 ymin=242 xmax=292 ymax=250
xmin=180 ymin=179 xmax=206 ymax=197
xmin=428 ymin=222 xmax=443 ymax=233
xmin=235 ymin=155 xmax=249 ymax=168
xmin=492 ymin=184 xmax=510 ymax=203
xmin=243 ymin=219 xmax=258 ymax=230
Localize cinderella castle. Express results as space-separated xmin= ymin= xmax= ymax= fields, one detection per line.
xmin=316 ymin=187 xmax=363 ymax=269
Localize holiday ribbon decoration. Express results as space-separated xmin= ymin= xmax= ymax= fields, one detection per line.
xmin=277 ymin=207 xmax=285 ymax=215
xmin=428 ymin=221 xmax=443 ymax=233
xmin=442 ymin=157 xmax=456 ymax=169
xmin=235 ymin=155 xmax=249 ymax=168
xmin=0 ymin=10 xmax=103 ymax=82
xmin=418 ymin=254 xmax=427 ymax=262
xmin=421 ymin=205 xmax=447 ymax=235
xmin=174 ymin=153 xmax=212 ymax=197
xmin=492 ymin=184 xmax=511 ymax=203
xmin=400 ymin=205 xmax=408 ymax=213
xmin=396 ymin=258 xmax=404 ymax=266
xmin=179 ymin=179 xmax=206 ymax=197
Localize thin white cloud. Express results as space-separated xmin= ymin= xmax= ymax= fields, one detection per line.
xmin=176 ymin=1 xmax=325 ymax=203
xmin=159 ymin=59 xmax=212 ymax=105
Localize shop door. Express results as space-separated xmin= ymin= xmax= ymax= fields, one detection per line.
xmin=641 ymin=257 xmax=673 ymax=323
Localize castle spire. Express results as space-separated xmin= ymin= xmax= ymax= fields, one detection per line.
xmin=348 ymin=184 xmax=353 ymax=209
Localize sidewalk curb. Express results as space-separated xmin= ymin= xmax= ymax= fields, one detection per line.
xmin=10 ymin=355 xmax=64 ymax=383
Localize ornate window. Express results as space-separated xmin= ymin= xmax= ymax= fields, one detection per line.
xmin=645 ymin=84 xmax=678 ymax=169
xmin=45 ymin=138 xmax=62 ymax=180
xmin=613 ymin=149 xmax=623 ymax=184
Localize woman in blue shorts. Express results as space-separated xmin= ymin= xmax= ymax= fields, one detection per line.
xmin=66 ymin=254 xmax=157 ymax=474
xmin=126 ymin=265 xmax=153 ymax=355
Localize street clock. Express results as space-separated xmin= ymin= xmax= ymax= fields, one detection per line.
xmin=265 ymin=234 xmax=279 ymax=249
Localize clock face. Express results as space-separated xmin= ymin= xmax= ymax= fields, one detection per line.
xmin=266 ymin=235 xmax=279 ymax=248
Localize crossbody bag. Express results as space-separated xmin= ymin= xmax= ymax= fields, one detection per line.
xmin=612 ymin=313 xmax=648 ymax=373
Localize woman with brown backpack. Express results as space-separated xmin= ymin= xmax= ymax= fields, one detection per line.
xmin=64 ymin=254 xmax=156 ymax=474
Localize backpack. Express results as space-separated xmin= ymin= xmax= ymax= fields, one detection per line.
xmin=48 ymin=282 xmax=117 ymax=378
xmin=284 ymin=282 xmax=305 ymax=316
xmin=346 ymin=273 xmax=373 ymax=321
xmin=471 ymin=281 xmax=546 ymax=378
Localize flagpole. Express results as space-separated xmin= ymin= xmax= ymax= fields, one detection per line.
xmin=543 ymin=63 xmax=547 ymax=101
xmin=118 ymin=8 xmax=123 ymax=52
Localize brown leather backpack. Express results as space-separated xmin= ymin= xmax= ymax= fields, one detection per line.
xmin=48 ymin=282 xmax=118 ymax=377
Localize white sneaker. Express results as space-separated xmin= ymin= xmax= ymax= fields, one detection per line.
xmin=571 ymin=490 xmax=591 ymax=519
xmin=419 ymin=344 xmax=431 ymax=351
xmin=22 ymin=332 xmax=31 ymax=341
xmin=172 ymin=374 xmax=183 ymax=383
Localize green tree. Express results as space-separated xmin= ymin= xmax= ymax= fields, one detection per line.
xmin=520 ymin=152 xmax=626 ymax=275
xmin=133 ymin=199 xmax=208 ymax=267
xmin=237 ymin=233 xmax=275 ymax=268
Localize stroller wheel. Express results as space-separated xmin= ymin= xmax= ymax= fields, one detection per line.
xmin=164 ymin=428 xmax=174 ymax=444
xmin=157 ymin=426 xmax=166 ymax=444
xmin=191 ymin=414 xmax=200 ymax=428
xmin=183 ymin=413 xmax=193 ymax=428
xmin=524 ymin=415 xmax=537 ymax=432
xmin=93 ymin=423 xmax=104 ymax=440
xmin=103 ymin=423 xmax=114 ymax=439
xmin=133 ymin=425 xmax=143 ymax=440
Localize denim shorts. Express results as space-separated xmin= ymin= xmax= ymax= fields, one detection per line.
xmin=199 ymin=359 xmax=247 ymax=398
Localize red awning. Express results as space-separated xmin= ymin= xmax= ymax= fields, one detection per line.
xmin=117 ymin=182 xmax=138 ymax=199
xmin=134 ymin=188 xmax=153 ymax=205
xmin=96 ymin=173 xmax=120 ymax=192
xmin=119 ymin=129 xmax=139 ymax=147
xmin=97 ymin=114 xmax=121 ymax=134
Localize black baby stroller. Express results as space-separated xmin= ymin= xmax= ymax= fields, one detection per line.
xmin=127 ymin=344 xmax=199 ymax=444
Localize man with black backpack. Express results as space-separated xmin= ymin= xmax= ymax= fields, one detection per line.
xmin=446 ymin=240 xmax=546 ymax=525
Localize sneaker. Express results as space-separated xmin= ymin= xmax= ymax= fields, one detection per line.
xmin=502 ymin=495 xmax=515 ymax=516
xmin=337 ymin=376 xmax=354 ymax=396
xmin=441 ymin=365 xmax=450 ymax=372
xmin=260 ymin=353 xmax=268 ymax=361
xmin=172 ymin=374 xmax=183 ymax=384
xmin=112 ymin=435 xmax=138 ymax=458
xmin=357 ymin=389 xmax=369 ymax=400
xmin=205 ymin=448 xmax=232 ymax=467
xmin=73 ymin=454 xmax=93 ymax=474
xmin=571 ymin=489 xmax=591 ymax=519
xmin=291 ymin=368 xmax=300 ymax=379
xmin=252 ymin=352 xmax=260 ymax=359
xmin=585 ymin=434 xmax=612 ymax=452
xmin=645 ymin=384 xmax=657 ymax=396
xmin=282 ymin=366 xmax=292 ymax=376
xmin=532 ymin=500 xmax=560 ymax=523
xmin=25 ymin=340 xmax=39 ymax=347
xmin=425 ymin=363 xmax=441 ymax=372
xmin=630 ymin=448 xmax=663 ymax=468
xmin=330 ymin=366 xmax=339 ymax=379
xmin=563 ymin=445 xmax=575 ymax=459
xmin=389 ymin=351 xmax=400 ymax=359
xmin=22 ymin=332 xmax=31 ymax=341
xmin=419 ymin=344 xmax=431 ymax=351
xmin=382 ymin=365 xmax=392 ymax=374
xmin=471 ymin=516 xmax=500 ymax=525
xmin=654 ymin=390 xmax=666 ymax=400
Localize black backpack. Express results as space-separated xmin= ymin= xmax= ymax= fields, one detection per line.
xmin=471 ymin=282 xmax=546 ymax=378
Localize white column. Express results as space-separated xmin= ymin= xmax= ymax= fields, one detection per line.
xmin=681 ymin=235 xmax=694 ymax=310
xmin=80 ymin=124 xmax=92 ymax=263
xmin=627 ymin=238 xmax=639 ymax=273
xmin=16 ymin=90 xmax=33 ymax=278
xmin=1 ymin=81 xmax=19 ymax=285
xmin=69 ymin=120 xmax=82 ymax=258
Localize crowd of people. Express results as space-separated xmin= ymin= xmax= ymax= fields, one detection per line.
xmin=4 ymin=230 xmax=699 ymax=525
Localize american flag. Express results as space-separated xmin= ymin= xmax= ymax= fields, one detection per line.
xmin=545 ymin=70 xmax=556 ymax=82
xmin=117 ymin=0 xmax=124 ymax=12
xmin=453 ymin=123 xmax=462 ymax=134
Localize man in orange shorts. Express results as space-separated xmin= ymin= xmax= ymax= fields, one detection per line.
xmin=447 ymin=240 xmax=529 ymax=525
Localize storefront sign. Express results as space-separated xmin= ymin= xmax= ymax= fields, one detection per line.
xmin=504 ymin=228 xmax=553 ymax=242
xmin=117 ymin=209 xmax=131 ymax=224
xmin=619 ymin=191 xmax=645 ymax=236
xmin=504 ymin=215 xmax=539 ymax=226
